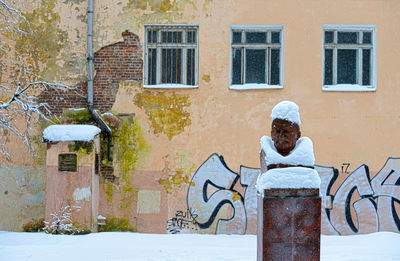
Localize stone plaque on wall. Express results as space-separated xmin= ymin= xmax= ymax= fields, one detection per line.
xmin=58 ymin=154 xmax=77 ymax=172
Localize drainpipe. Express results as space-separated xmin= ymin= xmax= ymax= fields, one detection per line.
xmin=87 ymin=0 xmax=113 ymax=161
xmin=87 ymin=0 xmax=93 ymax=109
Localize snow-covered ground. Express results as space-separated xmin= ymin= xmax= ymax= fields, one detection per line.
xmin=0 ymin=231 xmax=400 ymax=261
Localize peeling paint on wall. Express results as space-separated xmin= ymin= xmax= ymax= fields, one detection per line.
xmin=5 ymin=0 xmax=68 ymax=81
xmin=159 ymin=150 xmax=196 ymax=193
xmin=202 ymin=74 xmax=211 ymax=83
xmin=63 ymin=0 xmax=86 ymax=4
xmin=114 ymin=0 xmax=196 ymax=39
xmin=125 ymin=0 xmax=177 ymax=12
xmin=73 ymin=187 xmax=91 ymax=201
xmin=202 ymin=0 xmax=214 ymax=11
xmin=134 ymin=91 xmax=191 ymax=140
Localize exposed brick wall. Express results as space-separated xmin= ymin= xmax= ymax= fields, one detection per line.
xmin=93 ymin=30 xmax=142 ymax=112
xmin=38 ymin=82 xmax=87 ymax=115
xmin=39 ymin=31 xmax=143 ymax=115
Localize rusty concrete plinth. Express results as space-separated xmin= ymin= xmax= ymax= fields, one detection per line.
xmin=257 ymin=188 xmax=321 ymax=261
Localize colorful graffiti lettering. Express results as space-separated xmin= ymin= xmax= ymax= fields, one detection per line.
xmin=183 ymin=154 xmax=400 ymax=235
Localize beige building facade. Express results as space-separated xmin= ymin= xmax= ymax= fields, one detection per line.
xmin=0 ymin=0 xmax=399 ymax=235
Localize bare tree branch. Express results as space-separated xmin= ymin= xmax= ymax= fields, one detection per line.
xmin=0 ymin=1 xmax=80 ymax=163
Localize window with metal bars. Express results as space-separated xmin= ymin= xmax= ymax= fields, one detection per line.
xmin=230 ymin=25 xmax=283 ymax=90
xmin=144 ymin=25 xmax=198 ymax=88
xmin=323 ymin=25 xmax=376 ymax=91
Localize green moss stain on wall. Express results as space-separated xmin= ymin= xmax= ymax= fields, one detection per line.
xmin=5 ymin=0 xmax=68 ymax=81
xmin=112 ymin=0 xmax=196 ymax=40
xmin=114 ymin=117 xmax=151 ymax=174
xmin=98 ymin=217 xmax=135 ymax=232
xmin=32 ymin=118 xmax=60 ymax=166
xmin=202 ymin=74 xmax=211 ymax=83
xmin=159 ymin=150 xmax=196 ymax=193
xmin=125 ymin=0 xmax=177 ymax=12
xmin=112 ymin=116 xmax=150 ymax=212
xmin=68 ymin=141 xmax=93 ymax=160
xmin=105 ymin=183 xmax=114 ymax=202
xmin=202 ymin=0 xmax=214 ymax=11
xmin=63 ymin=0 xmax=86 ymax=4
xmin=134 ymin=91 xmax=191 ymax=140
xmin=62 ymin=108 xmax=91 ymax=123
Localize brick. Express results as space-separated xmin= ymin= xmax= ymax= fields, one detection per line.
xmin=39 ymin=31 xmax=143 ymax=114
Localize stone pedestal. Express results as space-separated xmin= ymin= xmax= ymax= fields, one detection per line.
xmin=44 ymin=137 xmax=100 ymax=232
xmin=257 ymin=188 xmax=321 ymax=261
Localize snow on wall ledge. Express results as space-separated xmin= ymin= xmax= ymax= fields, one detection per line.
xmin=43 ymin=125 xmax=101 ymax=142
xmin=256 ymin=167 xmax=321 ymax=195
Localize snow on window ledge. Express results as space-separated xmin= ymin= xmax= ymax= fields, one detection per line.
xmin=322 ymin=84 xmax=376 ymax=92
xmin=143 ymin=84 xmax=199 ymax=89
xmin=229 ymin=84 xmax=283 ymax=90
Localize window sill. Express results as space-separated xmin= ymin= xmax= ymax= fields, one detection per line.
xmin=143 ymin=84 xmax=199 ymax=89
xmin=322 ymin=84 xmax=376 ymax=92
xmin=229 ymin=84 xmax=283 ymax=90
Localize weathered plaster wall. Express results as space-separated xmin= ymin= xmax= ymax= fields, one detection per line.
xmin=79 ymin=0 xmax=400 ymax=175
xmin=99 ymin=170 xmax=169 ymax=233
xmin=2 ymin=0 xmax=400 ymax=233
xmin=99 ymin=0 xmax=400 ymax=234
xmin=0 ymin=166 xmax=45 ymax=231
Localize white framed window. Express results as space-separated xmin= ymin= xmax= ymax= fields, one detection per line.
xmin=229 ymin=25 xmax=284 ymax=90
xmin=323 ymin=25 xmax=376 ymax=91
xmin=144 ymin=24 xmax=198 ymax=88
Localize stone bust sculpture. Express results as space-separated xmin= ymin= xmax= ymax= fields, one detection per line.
xmin=260 ymin=101 xmax=315 ymax=173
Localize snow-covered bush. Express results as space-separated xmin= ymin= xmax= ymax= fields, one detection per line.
xmin=43 ymin=205 xmax=87 ymax=235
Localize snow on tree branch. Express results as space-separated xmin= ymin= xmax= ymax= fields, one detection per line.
xmin=0 ymin=1 xmax=83 ymax=163
xmin=0 ymin=0 xmax=27 ymax=34
xmin=0 ymin=81 xmax=80 ymax=162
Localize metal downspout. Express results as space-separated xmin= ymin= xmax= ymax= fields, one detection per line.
xmin=87 ymin=0 xmax=113 ymax=161
xmin=87 ymin=0 xmax=93 ymax=109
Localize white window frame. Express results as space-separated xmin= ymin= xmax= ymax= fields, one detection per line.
xmin=143 ymin=24 xmax=199 ymax=89
xmin=322 ymin=25 xmax=377 ymax=92
xmin=229 ymin=25 xmax=284 ymax=90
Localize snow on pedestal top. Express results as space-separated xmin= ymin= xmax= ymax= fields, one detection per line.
xmin=256 ymin=167 xmax=321 ymax=195
xmin=43 ymin=125 xmax=101 ymax=142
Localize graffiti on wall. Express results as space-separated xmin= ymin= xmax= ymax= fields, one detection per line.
xmin=180 ymin=154 xmax=400 ymax=235
xmin=186 ymin=154 xmax=247 ymax=234
xmin=167 ymin=208 xmax=199 ymax=234
xmin=317 ymin=158 xmax=400 ymax=235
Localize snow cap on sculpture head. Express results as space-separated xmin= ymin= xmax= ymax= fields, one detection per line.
xmin=270 ymin=100 xmax=301 ymax=126
xmin=270 ymin=101 xmax=301 ymax=156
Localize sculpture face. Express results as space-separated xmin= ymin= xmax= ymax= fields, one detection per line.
xmin=271 ymin=118 xmax=300 ymax=156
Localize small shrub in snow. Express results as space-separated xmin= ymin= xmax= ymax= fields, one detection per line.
xmin=22 ymin=218 xmax=45 ymax=232
xmin=44 ymin=205 xmax=87 ymax=235
xmin=98 ymin=217 xmax=135 ymax=232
